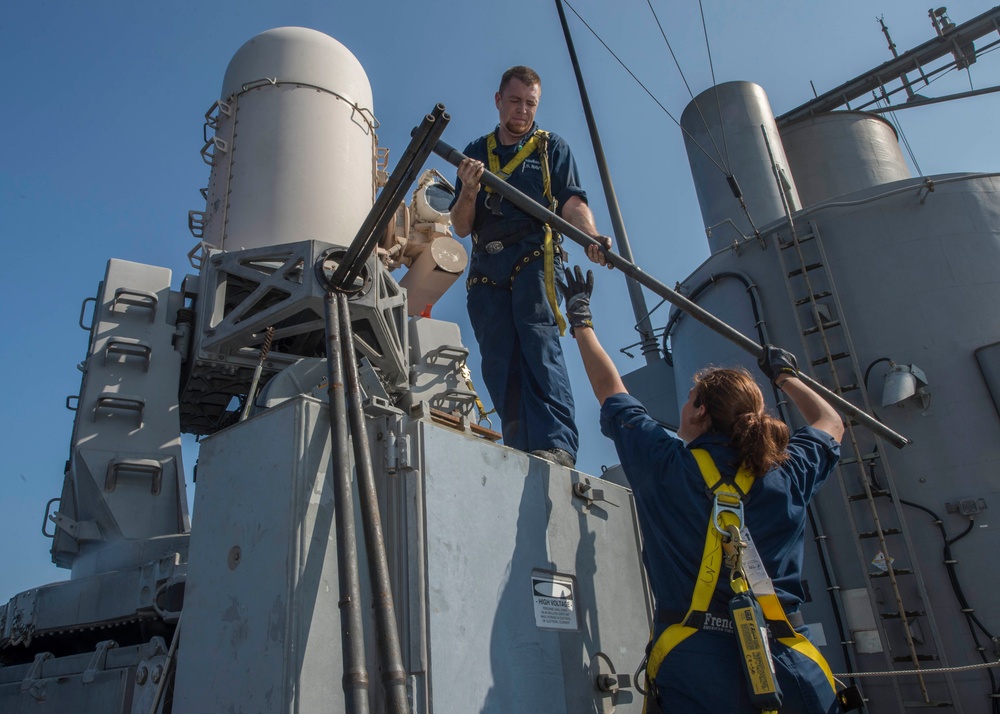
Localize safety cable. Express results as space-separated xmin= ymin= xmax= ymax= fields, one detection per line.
xmin=643 ymin=0 xmax=731 ymax=176
xmin=833 ymin=657 xmax=1000 ymax=678
xmin=562 ymin=0 xmax=731 ymax=178
xmin=697 ymin=0 xmax=732 ymax=174
xmin=883 ymin=103 xmax=924 ymax=176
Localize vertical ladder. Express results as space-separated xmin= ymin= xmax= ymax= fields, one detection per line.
xmin=773 ymin=219 xmax=961 ymax=711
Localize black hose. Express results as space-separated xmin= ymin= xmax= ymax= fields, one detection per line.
xmin=898 ymin=498 xmax=999 ymax=712
xmin=660 ymin=272 xmax=766 ymax=366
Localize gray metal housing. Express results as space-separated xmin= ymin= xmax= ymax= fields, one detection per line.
xmin=659 ymin=83 xmax=1000 ymax=712
xmin=173 ymin=396 xmax=651 ymax=713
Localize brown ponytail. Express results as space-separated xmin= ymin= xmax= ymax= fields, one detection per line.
xmin=693 ymin=367 xmax=789 ymax=476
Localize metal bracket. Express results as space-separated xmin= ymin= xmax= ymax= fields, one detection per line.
xmin=112 ymin=287 xmax=158 ymax=320
xmin=590 ymin=651 xmax=632 ymax=714
xmin=83 ymin=640 xmax=118 ymax=683
xmin=104 ymin=337 xmax=153 ymax=371
xmin=138 ymin=553 xmax=182 ymax=614
xmin=49 ymin=510 xmax=103 ymax=542
xmin=425 ymin=344 xmax=469 ymax=366
xmin=105 ymin=457 xmax=163 ymax=494
xmin=93 ymin=393 xmax=145 ymax=424
xmin=573 ymin=478 xmax=616 ymax=508
xmin=20 ymin=651 xmax=54 ymax=698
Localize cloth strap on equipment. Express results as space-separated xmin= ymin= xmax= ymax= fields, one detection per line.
xmin=643 ymin=449 xmax=837 ymax=712
xmin=484 ymin=130 xmax=567 ymax=336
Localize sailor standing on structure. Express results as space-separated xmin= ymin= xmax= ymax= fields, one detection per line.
xmin=561 ymin=265 xmax=849 ymax=713
xmin=450 ymin=65 xmax=611 ymax=469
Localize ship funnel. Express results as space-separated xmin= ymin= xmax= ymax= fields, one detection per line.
xmin=681 ymin=81 xmax=800 ymax=253
xmin=779 ymin=112 xmax=912 ymax=207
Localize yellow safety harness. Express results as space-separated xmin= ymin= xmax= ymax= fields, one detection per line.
xmin=483 ymin=130 xmax=567 ymax=336
xmin=644 ymin=449 xmax=837 ymax=713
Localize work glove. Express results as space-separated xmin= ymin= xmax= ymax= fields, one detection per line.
xmin=558 ymin=265 xmax=594 ymax=335
xmin=758 ymin=344 xmax=798 ymax=384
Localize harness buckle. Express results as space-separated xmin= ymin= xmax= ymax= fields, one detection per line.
xmin=485 ymin=193 xmax=503 ymax=217
xmin=484 ymin=241 xmax=504 ymax=254
xmin=712 ymin=491 xmax=744 ymax=539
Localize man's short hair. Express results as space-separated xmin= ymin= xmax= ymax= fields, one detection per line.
xmin=499 ymin=66 xmax=541 ymax=94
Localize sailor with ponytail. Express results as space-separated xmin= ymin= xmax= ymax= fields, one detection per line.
xmin=560 ymin=265 xmax=848 ymax=713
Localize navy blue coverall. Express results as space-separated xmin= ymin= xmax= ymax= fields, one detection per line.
xmin=451 ymin=124 xmax=586 ymax=458
xmin=600 ymin=392 xmax=844 ymax=713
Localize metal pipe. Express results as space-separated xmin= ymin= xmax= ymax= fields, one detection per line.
xmin=338 ymin=293 xmax=410 ymax=713
xmin=332 ymin=105 xmax=450 ymax=289
xmin=324 ymin=291 xmax=371 ymax=714
xmin=432 ymin=138 xmax=910 ymax=448
xmin=553 ymin=0 xmax=660 ymax=363
xmin=866 ymin=83 xmax=1000 ymax=113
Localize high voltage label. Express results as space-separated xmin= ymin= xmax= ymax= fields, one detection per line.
xmin=531 ymin=572 xmax=578 ymax=630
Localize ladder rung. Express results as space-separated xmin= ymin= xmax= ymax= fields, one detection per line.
xmin=847 ymin=489 xmax=891 ymax=501
xmin=794 ymin=291 xmax=832 ymax=306
xmin=870 ymin=568 xmax=913 ymax=578
xmin=881 ymin=610 xmax=926 ymax=619
xmin=893 ymin=654 xmax=938 ymax=663
xmin=778 ymin=233 xmax=816 ymax=248
xmin=859 ymin=528 xmax=902 ymax=539
xmin=803 ymin=321 xmax=841 ymax=335
xmin=787 ymin=262 xmax=824 ymax=277
xmin=834 ymin=383 xmax=858 ymax=393
xmin=839 ymin=452 xmax=881 ymax=466
xmin=811 ymin=352 xmax=850 ymax=366
xmin=847 ymin=489 xmax=890 ymax=501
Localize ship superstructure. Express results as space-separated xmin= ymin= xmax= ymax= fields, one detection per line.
xmin=2 ymin=5 xmax=1000 ymax=714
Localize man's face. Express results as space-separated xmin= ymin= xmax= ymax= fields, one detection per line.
xmin=495 ymin=77 xmax=540 ymax=140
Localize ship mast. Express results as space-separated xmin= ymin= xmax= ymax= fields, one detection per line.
xmin=554 ymin=0 xmax=661 ymax=363
xmin=778 ymin=5 xmax=1000 ymax=124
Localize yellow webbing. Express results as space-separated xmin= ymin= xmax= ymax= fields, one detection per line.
xmin=484 ymin=130 xmax=566 ymax=335
xmin=485 ymin=132 xmax=543 ymax=191
xmin=646 ymin=450 xmax=751 ymax=680
xmin=644 ymin=450 xmax=837 ymax=697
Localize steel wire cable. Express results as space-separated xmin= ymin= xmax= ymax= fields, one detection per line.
xmin=561 ymin=0 xmax=731 ymax=178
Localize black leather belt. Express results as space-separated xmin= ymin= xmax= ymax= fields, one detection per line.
xmin=471 ymin=218 xmax=538 ymax=254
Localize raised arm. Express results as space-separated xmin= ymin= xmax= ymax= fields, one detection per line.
xmin=574 ymin=327 xmax=628 ymax=405
xmin=559 ymin=266 xmax=626 ymax=405
xmin=759 ymin=345 xmax=845 ymax=442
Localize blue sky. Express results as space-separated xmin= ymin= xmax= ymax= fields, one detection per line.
xmin=3 ymin=0 xmax=998 ymax=600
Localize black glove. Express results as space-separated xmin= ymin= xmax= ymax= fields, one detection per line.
xmin=558 ymin=265 xmax=594 ymax=335
xmin=758 ymin=344 xmax=798 ymax=384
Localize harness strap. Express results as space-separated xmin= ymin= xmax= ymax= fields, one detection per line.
xmin=644 ymin=450 xmax=837 ymax=697
xmin=485 ymin=132 xmax=544 ymax=192
xmin=646 ymin=450 xmax=751 ymax=681
xmin=480 ymin=129 xmax=566 ymax=335
xmin=654 ymin=607 xmax=804 ymax=634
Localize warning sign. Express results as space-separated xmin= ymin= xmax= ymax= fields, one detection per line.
xmin=531 ymin=572 xmax=578 ymax=630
